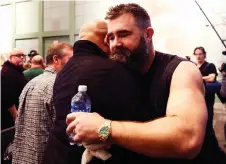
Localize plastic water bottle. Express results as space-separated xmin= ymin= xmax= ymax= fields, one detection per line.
xmin=69 ymin=85 xmax=91 ymax=145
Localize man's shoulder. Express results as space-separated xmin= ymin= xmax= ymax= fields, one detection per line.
xmin=73 ymin=54 xmax=117 ymax=66
xmin=155 ymin=51 xmax=185 ymax=65
xmin=2 ymin=63 xmax=23 ymax=81
xmin=173 ymin=61 xmax=202 ymax=83
xmin=203 ymin=62 xmax=217 ymax=74
xmin=23 ymin=69 xmax=30 ymax=75
xmin=36 ymin=68 xmax=44 ymax=73
xmin=2 ymin=62 xmax=16 ymax=74
xmin=31 ymin=67 xmax=44 ymax=72
xmin=28 ymin=73 xmax=56 ymax=88
xmin=21 ymin=75 xmax=54 ymax=102
xmin=152 ymin=51 xmax=187 ymax=78
xmin=24 ymin=67 xmax=43 ymax=73
xmin=203 ymin=61 xmax=215 ymax=67
xmin=207 ymin=62 xmax=216 ymax=68
xmin=60 ymin=55 xmax=122 ymax=78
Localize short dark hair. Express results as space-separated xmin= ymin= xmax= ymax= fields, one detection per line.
xmin=28 ymin=50 xmax=38 ymax=57
xmin=193 ymin=46 xmax=206 ymax=57
xmin=105 ymin=3 xmax=151 ymax=30
xmin=46 ymin=42 xmax=72 ymax=65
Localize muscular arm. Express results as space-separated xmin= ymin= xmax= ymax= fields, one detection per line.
xmin=203 ymin=73 xmax=216 ymax=83
xmin=110 ymin=61 xmax=208 ymax=159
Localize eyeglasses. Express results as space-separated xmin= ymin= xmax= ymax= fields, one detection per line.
xmin=12 ymin=54 xmax=25 ymax=58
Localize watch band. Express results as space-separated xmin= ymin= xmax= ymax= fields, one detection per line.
xmin=98 ymin=119 xmax=112 ymax=142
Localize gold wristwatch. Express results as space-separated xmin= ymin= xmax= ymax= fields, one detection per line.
xmin=98 ymin=119 xmax=112 ymax=142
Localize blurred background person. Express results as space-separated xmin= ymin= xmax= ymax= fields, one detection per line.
xmin=1 ymin=49 xmax=27 ymax=163
xmin=193 ymin=46 xmax=218 ymax=129
xmin=218 ymin=51 xmax=226 ymax=148
xmin=23 ymin=55 xmax=45 ymax=81
xmin=219 ymin=62 xmax=226 ymax=100
xmin=13 ymin=42 xmax=73 ymax=164
xmin=194 ymin=46 xmax=226 ymax=160
xmin=28 ymin=50 xmax=39 ymax=63
xmin=194 ymin=46 xmax=218 ymax=83
xmin=1 ymin=49 xmax=27 ymax=130
xmin=23 ymin=50 xmax=39 ymax=69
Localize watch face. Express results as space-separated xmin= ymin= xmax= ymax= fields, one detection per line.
xmin=100 ymin=126 xmax=109 ymax=137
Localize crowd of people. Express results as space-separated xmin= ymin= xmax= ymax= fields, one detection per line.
xmin=1 ymin=3 xmax=226 ymax=164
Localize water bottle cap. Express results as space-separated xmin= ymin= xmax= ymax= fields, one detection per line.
xmin=78 ymin=85 xmax=87 ymax=92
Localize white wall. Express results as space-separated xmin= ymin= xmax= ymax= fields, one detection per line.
xmin=0 ymin=0 xmax=225 ymax=68
xmin=15 ymin=39 xmax=39 ymax=55
xmin=76 ymin=0 xmax=226 ymax=68
xmin=0 ymin=4 xmax=12 ymax=54
xmin=16 ymin=1 xmax=39 ymax=34
xmin=44 ymin=1 xmax=70 ymax=31
xmin=0 ymin=0 xmax=39 ymax=63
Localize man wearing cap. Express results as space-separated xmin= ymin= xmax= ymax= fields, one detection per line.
xmin=24 ymin=50 xmax=39 ymax=69
xmin=28 ymin=50 xmax=38 ymax=62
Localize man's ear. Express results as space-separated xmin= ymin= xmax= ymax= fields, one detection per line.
xmin=145 ymin=27 xmax=154 ymax=41
xmin=104 ymin=35 xmax=109 ymax=46
xmin=8 ymin=55 xmax=13 ymax=61
xmin=53 ymin=55 xmax=58 ymax=64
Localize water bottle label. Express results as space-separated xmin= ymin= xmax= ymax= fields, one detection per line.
xmin=71 ymin=104 xmax=87 ymax=112
xmin=86 ymin=106 xmax=90 ymax=112
xmin=71 ymin=104 xmax=79 ymax=112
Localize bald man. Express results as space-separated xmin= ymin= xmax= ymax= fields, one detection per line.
xmin=1 ymin=49 xmax=27 ymax=130
xmin=43 ymin=20 xmax=145 ymax=164
xmin=23 ymin=55 xmax=45 ymax=81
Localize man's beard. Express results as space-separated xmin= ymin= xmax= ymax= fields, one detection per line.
xmin=18 ymin=62 xmax=25 ymax=70
xmin=109 ymin=37 xmax=149 ymax=72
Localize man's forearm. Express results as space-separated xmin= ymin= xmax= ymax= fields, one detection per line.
xmin=110 ymin=117 xmax=202 ymax=159
xmin=202 ymin=75 xmax=215 ymax=83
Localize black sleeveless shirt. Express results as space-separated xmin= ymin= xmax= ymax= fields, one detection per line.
xmin=141 ymin=51 xmax=226 ymax=164
xmin=44 ymin=49 xmax=226 ymax=164
xmin=145 ymin=51 xmax=183 ymax=119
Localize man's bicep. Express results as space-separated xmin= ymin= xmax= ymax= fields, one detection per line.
xmin=166 ymin=62 xmax=207 ymax=125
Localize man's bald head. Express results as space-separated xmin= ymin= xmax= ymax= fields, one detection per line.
xmin=79 ymin=20 xmax=109 ymax=54
xmin=79 ymin=19 xmax=108 ymax=39
xmin=31 ymin=55 xmax=44 ymax=66
xmin=9 ymin=48 xmax=25 ymax=58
